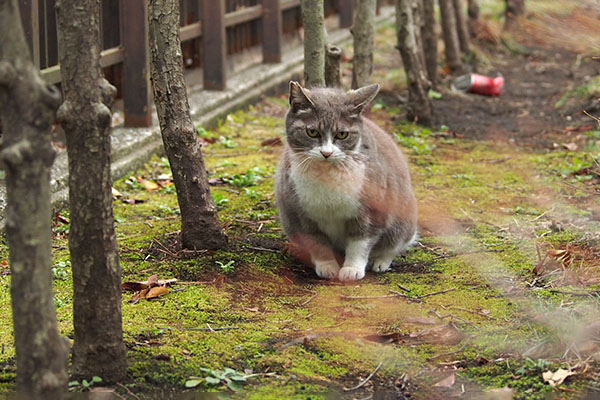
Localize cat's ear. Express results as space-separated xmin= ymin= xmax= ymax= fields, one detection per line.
xmin=289 ymin=81 xmax=314 ymax=113
xmin=347 ymin=84 xmax=380 ymax=116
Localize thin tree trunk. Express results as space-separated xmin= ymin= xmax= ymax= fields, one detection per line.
xmin=467 ymin=0 xmax=480 ymax=37
xmin=56 ymin=0 xmax=126 ymax=382
xmin=396 ymin=0 xmax=434 ymax=125
xmin=325 ymin=44 xmax=342 ymax=87
xmin=301 ymin=0 xmax=325 ymax=87
xmin=352 ymin=0 xmax=376 ymax=89
xmin=0 ymin=1 xmax=68 ymax=396
xmin=439 ymin=0 xmax=463 ymax=72
xmin=421 ymin=0 xmax=438 ymax=85
xmin=452 ymin=0 xmax=470 ymax=54
xmin=148 ymin=0 xmax=228 ymax=250
xmin=505 ymin=0 xmax=524 ymax=29
xmin=412 ymin=0 xmax=428 ymax=79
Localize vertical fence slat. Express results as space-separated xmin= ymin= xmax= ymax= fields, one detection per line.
xmin=338 ymin=0 xmax=354 ymax=28
xmin=19 ymin=0 xmax=40 ymax=68
xmin=262 ymin=0 xmax=281 ymax=63
xmin=121 ymin=0 xmax=152 ymax=127
xmin=202 ymin=0 xmax=226 ymax=90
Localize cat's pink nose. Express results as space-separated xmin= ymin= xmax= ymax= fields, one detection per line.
xmin=320 ymin=150 xmax=332 ymax=158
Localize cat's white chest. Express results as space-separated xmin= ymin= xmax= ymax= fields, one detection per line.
xmin=290 ymin=160 xmax=365 ymax=245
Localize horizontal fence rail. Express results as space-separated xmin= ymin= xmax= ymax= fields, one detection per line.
xmin=17 ymin=0 xmax=369 ymax=127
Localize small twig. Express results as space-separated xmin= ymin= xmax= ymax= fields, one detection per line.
xmin=427 ymin=337 xmax=472 ymax=361
xmin=432 ymin=249 xmax=504 ymax=260
xmin=179 ymin=326 xmax=240 ymax=332
xmin=343 ymin=361 xmax=384 ymax=392
xmin=243 ymin=244 xmax=279 ymax=253
xmin=397 ymin=284 xmax=411 ymax=292
xmin=116 ymin=382 xmax=141 ymax=400
xmin=416 ymin=288 xmax=456 ymax=299
xmin=340 ymin=293 xmax=406 ymax=300
xmin=584 ymin=109 xmax=600 ymax=127
xmin=299 ymin=290 xmax=318 ymax=306
xmin=548 ymin=289 xmax=598 ymax=297
xmin=206 ymin=323 xmax=215 ymax=332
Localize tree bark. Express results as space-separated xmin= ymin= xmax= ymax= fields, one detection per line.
xmin=452 ymin=0 xmax=471 ymax=54
xmin=0 ymin=1 xmax=68 ymax=396
xmin=301 ymin=0 xmax=325 ymax=87
xmin=55 ymin=0 xmax=126 ymax=382
xmin=505 ymin=0 xmax=524 ymax=29
xmin=467 ymin=0 xmax=480 ymax=37
xmin=325 ymin=44 xmax=342 ymax=87
xmin=439 ymin=0 xmax=463 ymax=73
xmin=396 ymin=0 xmax=434 ymax=125
xmin=352 ymin=0 xmax=376 ymax=89
xmin=421 ymin=0 xmax=438 ymax=85
xmin=148 ymin=0 xmax=228 ymax=250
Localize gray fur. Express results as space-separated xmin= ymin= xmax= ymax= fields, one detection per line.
xmin=275 ymin=81 xmax=418 ymax=281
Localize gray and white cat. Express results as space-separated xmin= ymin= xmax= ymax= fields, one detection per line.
xmin=275 ymin=81 xmax=418 ymax=282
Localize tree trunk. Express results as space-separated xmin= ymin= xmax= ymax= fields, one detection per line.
xmin=0 ymin=1 xmax=68 ymax=396
xmin=412 ymin=0 xmax=428 ymax=81
xmin=55 ymin=0 xmax=127 ymax=382
xmin=325 ymin=44 xmax=342 ymax=87
xmin=439 ymin=0 xmax=463 ymax=73
xmin=148 ymin=0 xmax=228 ymax=250
xmin=505 ymin=0 xmax=524 ymax=29
xmin=352 ymin=0 xmax=376 ymax=89
xmin=301 ymin=0 xmax=325 ymax=87
xmin=452 ymin=0 xmax=470 ymax=54
xmin=396 ymin=0 xmax=434 ymax=125
xmin=421 ymin=0 xmax=438 ymax=85
xmin=467 ymin=0 xmax=480 ymax=37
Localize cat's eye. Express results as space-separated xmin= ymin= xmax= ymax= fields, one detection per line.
xmin=336 ymin=131 xmax=350 ymax=140
xmin=306 ymin=128 xmax=320 ymax=138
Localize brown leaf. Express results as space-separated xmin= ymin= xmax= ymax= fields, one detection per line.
xmin=137 ymin=177 xmax=160 ymax=191
xmin=146 ymin=286 xmax=169 ymax=299
xmin=111 ymin=187 xmax=123 ymax=198
xmin=147 ymin=274 xmax=159 ymax=287
xmin=129 ymin=288 xmax=150 ymax=304
xmin=547 ymin=249 xmax=572 ymax=265
xmin=122 ymin=282 xmax=150 ymax=292
xmin=208 ymin=177 xmax=227 ymax=186
xmin=260 ymin=137 xmax=283 ymax=147
xmin=562 ymin=142 xmax=578 ymax=151
xmin=565 ymin=124 xmax=595 ymax=132
xmin=433 ymin=372 xmax=455 ymax=388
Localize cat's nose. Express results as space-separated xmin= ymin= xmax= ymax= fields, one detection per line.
xmin=320 ymin=150 xmax=333 ymax=158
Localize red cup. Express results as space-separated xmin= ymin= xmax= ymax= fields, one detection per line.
xmin=469 ymin=74 xmax=504 ymax=96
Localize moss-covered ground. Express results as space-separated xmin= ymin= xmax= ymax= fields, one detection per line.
xmin=1 ymin=1 xmax=600 ymax=398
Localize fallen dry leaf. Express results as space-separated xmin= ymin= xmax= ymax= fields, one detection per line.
xmin=433 ymin=372 xmax=455 ymax=388
xmin=137 ymin=177 xmax=160 ymax=191
xmin=547 ymin=248 xmax=572 ymax=265
xmin=562 ymin=142 xmax=578 ymax=151
xmin=122 ymin=282 xmax=150 ymax=292
xmin=542 ymin=368 xmax=575 ymax=387
xmin=111 ymin=187 xmax=123 ymax=198
xmin=146 ymin=286 xmax=169 ymax=299
xmin=147 ymin=274 xmax=159 ymax=287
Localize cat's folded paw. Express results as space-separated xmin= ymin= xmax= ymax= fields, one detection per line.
xmin=338 ymin=266 xmax=365 ymax=282
xmin=315 ymin=261 xmax=340 ymax=280
xmin=372 ymin=258 xmax=393 ymax=273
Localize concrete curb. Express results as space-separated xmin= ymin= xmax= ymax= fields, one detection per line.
xmin=0 ymin=8 xmax=395 ymax=226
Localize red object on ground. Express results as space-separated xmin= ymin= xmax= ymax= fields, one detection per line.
xmin=454 ymin=73 xmax=504 ymax=96
xmin=470 ymin=74 xmax=504 ymax=96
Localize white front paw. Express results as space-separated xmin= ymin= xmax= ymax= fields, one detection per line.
xmin=338 ymin=266 xmax=365 ymax=282
xmin=372 ymin=257 xmax=393 ymax=273
xmin=315 ymin=261 xmax=340 ymax=280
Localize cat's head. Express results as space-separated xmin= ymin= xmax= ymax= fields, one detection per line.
xmin=284 ymin=81 xmax=379 ymax=164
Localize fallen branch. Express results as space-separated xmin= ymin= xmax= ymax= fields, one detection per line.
xmin=116 ymin=382 xmax=141 ymax=400
xmin=343 ymin=361 xmax=383 ymax=392
xmin=415 ymin=288 xmax=456 ymax=299
xmin=340 ymin=293 xmax=407 ymax=300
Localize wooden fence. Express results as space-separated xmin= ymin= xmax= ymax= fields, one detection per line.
xmin=17 ymin=0 xmax=360 ymax=128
